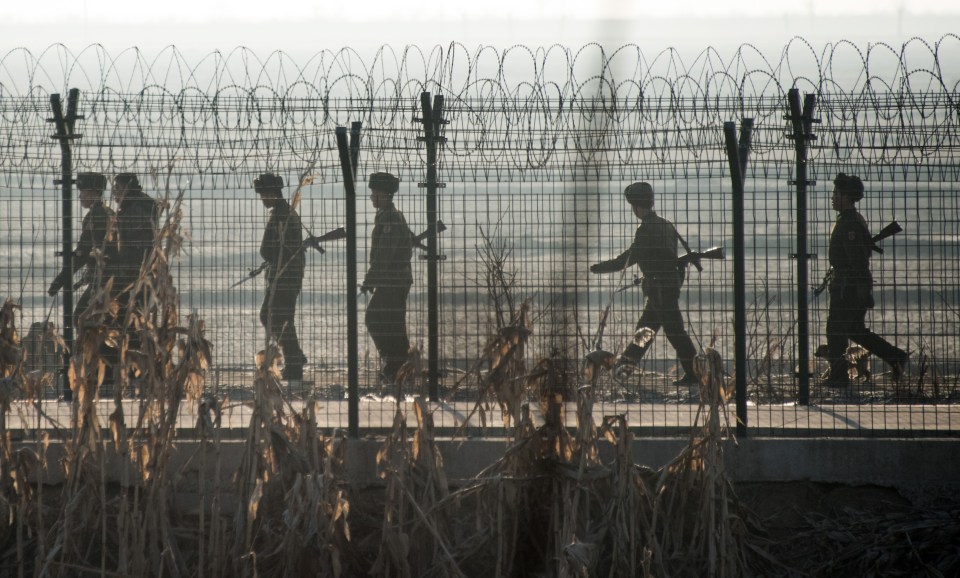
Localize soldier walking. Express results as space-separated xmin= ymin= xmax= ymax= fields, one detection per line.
xmin=110 ymin=173 xmax=160 ymax=388
xmin=112 ymin=173 xmax=160 ymax=292
xmin=361 ymin=172 xmax=413 ymax=385
xmin=255 ymin=172 xmax=307 ymax=381
xmin=47 ymin=172 xmax=119 ymax=333
xmin=823 ymin=173 xmax=908 ymax=387
xmin=590 ymin=182 xmax=699 ymax=385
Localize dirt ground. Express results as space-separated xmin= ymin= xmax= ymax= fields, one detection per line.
xmin=736 ymin=481 xmax=960 ymax=576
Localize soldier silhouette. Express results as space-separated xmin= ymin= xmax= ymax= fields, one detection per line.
xmin=48 ymin=172 xmax=119 ymax=333
xmin=255 ymin=172 xmax=308 ymax=382
xmin=590 ymin=182 xmax=699 ymax=386
xmin=361 ymin=172 xmax=413 ymax=385
xmin=823 ymin=173 xmax=908 ymax=387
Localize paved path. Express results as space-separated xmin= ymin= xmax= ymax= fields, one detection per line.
xmin=5 ymin=397 xmax=958 ymax=436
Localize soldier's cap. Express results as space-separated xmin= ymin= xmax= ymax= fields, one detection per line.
xmin=834 ymin=172 xmax=864 ymax=201
xmin=369 ymin=172 xmax=399 ymax=195
xmin=254 ymin=172 xmax=284 ymax=194
xmin=113 ymin=173 xmax=142 ymax=192
xmin=76 ymin=172 xmax=107 ymax=192
xmin=624 ymin=182 xmax=654 ymax=208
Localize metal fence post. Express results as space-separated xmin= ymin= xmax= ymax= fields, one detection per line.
xmin=786 ymin=89 xmax=819 ymax=406
xmin=48 ymin=88 xmax=82 ymax=401
xmin=418 ymin=92 xmax=447 ymax=401
xmin=723 ymin=118 xmax=753 ymax=438
xmin=335 ymin=126 xmax=360 ymax=437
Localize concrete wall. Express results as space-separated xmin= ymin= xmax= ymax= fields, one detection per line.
xmin=15 ymin=437 xmax=960 ymax=491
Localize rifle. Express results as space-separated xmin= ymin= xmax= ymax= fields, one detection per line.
xmin=230 ymin=226 xmax=347 ymax=289
xmin=869 ymin=221 xmax=903 ymax=254
xmin=613 ymin=246 xmax=725 ymax=294
xmin=811 ymin=221 xmax=902 ymax=301
xmin=678 ymin=246 xmax=726 ymax=272
xmin=304 ymin=226 xmax=348 ymax=252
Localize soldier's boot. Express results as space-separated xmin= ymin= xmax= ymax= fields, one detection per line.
xmin=673 ymin=358 xmax=699 ymax=386
xmin=281 ymin=363 xmax=304 ymax=381
xmin=613 ymin=341 xmax=650 ymax=379
xmin=380 ymin=356 xmax=406 ymax=386
xmin=887 ymin=349 xmax=909 ymax=382
xmin=281 ymin=352 xmax=306 ymax=381
xmin=823 ymin=357 xmax=851 ymax=388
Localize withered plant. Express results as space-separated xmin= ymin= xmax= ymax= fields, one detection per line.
xmin=451 ymin=226 xmax=538 ymax=434
xmin=228 ymin=168 xmax=352 ymax=578
xmin=646 ymin=344 xmax=764 ymax=578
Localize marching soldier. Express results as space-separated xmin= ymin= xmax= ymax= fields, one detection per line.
xmin=109 ymin=173 xmax=160 ymax=388
xmin=823 ymin=173 xmax=908 ymax=387
xmin=590 ymin=182 xmax=699 ymax=385
xmin=47 ymin=172 xmax=119 ymax=332
xmin=112 ymin=173 xmax=160 ymax=292
xmin=361 ymin=172 xmax=413 ymax=385
xmin=255 ymin=172 xmax=307 ymax=381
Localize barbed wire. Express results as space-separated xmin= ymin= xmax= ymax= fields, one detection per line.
xmin=1 ymin=37 xmax=958 ymax=184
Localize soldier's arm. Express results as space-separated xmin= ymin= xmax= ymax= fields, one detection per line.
xmin=49 ymin=211 xmax=97 ymax=295
xmin=590 ymin=247 xmax=631 ymax=274
xmin=591 ymin=226 xmax=643 ymax=274
xmin=48 ymin=268 xmax=69 ymax=295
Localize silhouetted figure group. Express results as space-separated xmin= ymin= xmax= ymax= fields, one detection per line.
xmin=46 ymin=169 xmax=907 ymax=395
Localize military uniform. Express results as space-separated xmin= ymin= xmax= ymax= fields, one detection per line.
xmin=114 ymin=187 xmax=160 ymax=290
xmin=49 ymin=196 xmax=119 ymax=330
xmin=108 ymin=174 xmax=161 ymax=388
xmin=259 ymin=196 xmax=307 ymax=376
xmin=591 ymin=182 xmax=698 ymax=383
xmin=826 ymin=200 xmax=907 ymax=384
xmin=364 ymin=173 xmax=413 ymax=383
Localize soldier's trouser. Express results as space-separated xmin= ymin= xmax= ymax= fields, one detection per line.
xmin=72 ymin=282 xmax=120 ymax=389
xmin=73 ymin=285 xmax=94 ymax=332
xmin=621 ymin=286 xmax=698 ymax=376
xmin=365 ymin=285 xmax=411 ymax=381
xmin=826 ymin=287 xmax=905 ymax=380
xmin=260 ymin=275 xmax=306 ymax=368
xmin=112 ymin=273 xmax=151 ymax=390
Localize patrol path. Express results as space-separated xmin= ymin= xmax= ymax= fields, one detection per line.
xmin=5 ymin=398 xmax=957 ymax=437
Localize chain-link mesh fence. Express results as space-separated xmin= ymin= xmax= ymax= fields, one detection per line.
xmin=2 ymin=39 xmax=959 ymax=436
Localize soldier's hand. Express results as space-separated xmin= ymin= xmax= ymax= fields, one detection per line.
xmin=359 ymin=284 xmax=372 ymax=295
xmin=589 ymin=264 xmax=601 ymax=274
xmin=47 ymin=281 xmax=61 ymax=296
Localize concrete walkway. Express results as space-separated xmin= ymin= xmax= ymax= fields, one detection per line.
xmin=5 ymin=398 xmax=958 ymax=437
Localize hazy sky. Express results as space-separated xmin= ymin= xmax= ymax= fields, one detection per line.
xmin=4 ymin=0 xmax=958 ymax=22
xmin=3 ymin=0 xmax=958 ymax=56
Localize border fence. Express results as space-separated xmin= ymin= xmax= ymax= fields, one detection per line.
xmin=2 ymin=39 xmax=959 ymax=437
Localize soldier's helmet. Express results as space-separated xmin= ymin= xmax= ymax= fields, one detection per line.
xmin=369 ymin=172 xmax=399 ymax=195
xmin=624 ymin=182 xmax=654 ymax=208
xmin=833 ymin=173 xmax=864 ymax=201
xmin=254 ymin=172 xmax=284 ymax=194
xmin=76 ymin=172 xmax=107 ymax=192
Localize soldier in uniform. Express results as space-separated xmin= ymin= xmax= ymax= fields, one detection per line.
xmin=590 ymin=182 xmax=699 ymax=385
xmin=824 ymin=173 xmax=908 ymax=387
xmin=110 ymin=173 xmax=160 ymax=388
xmin=255 ymin=172 xmax=307 ymax=381
xmin=112 ymin=173 xmax=160 ymax=292
xmin=361 ymin=172 xmax=413 ymax=385
xmin=47 ymin=172 xmax=119 ymax=332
